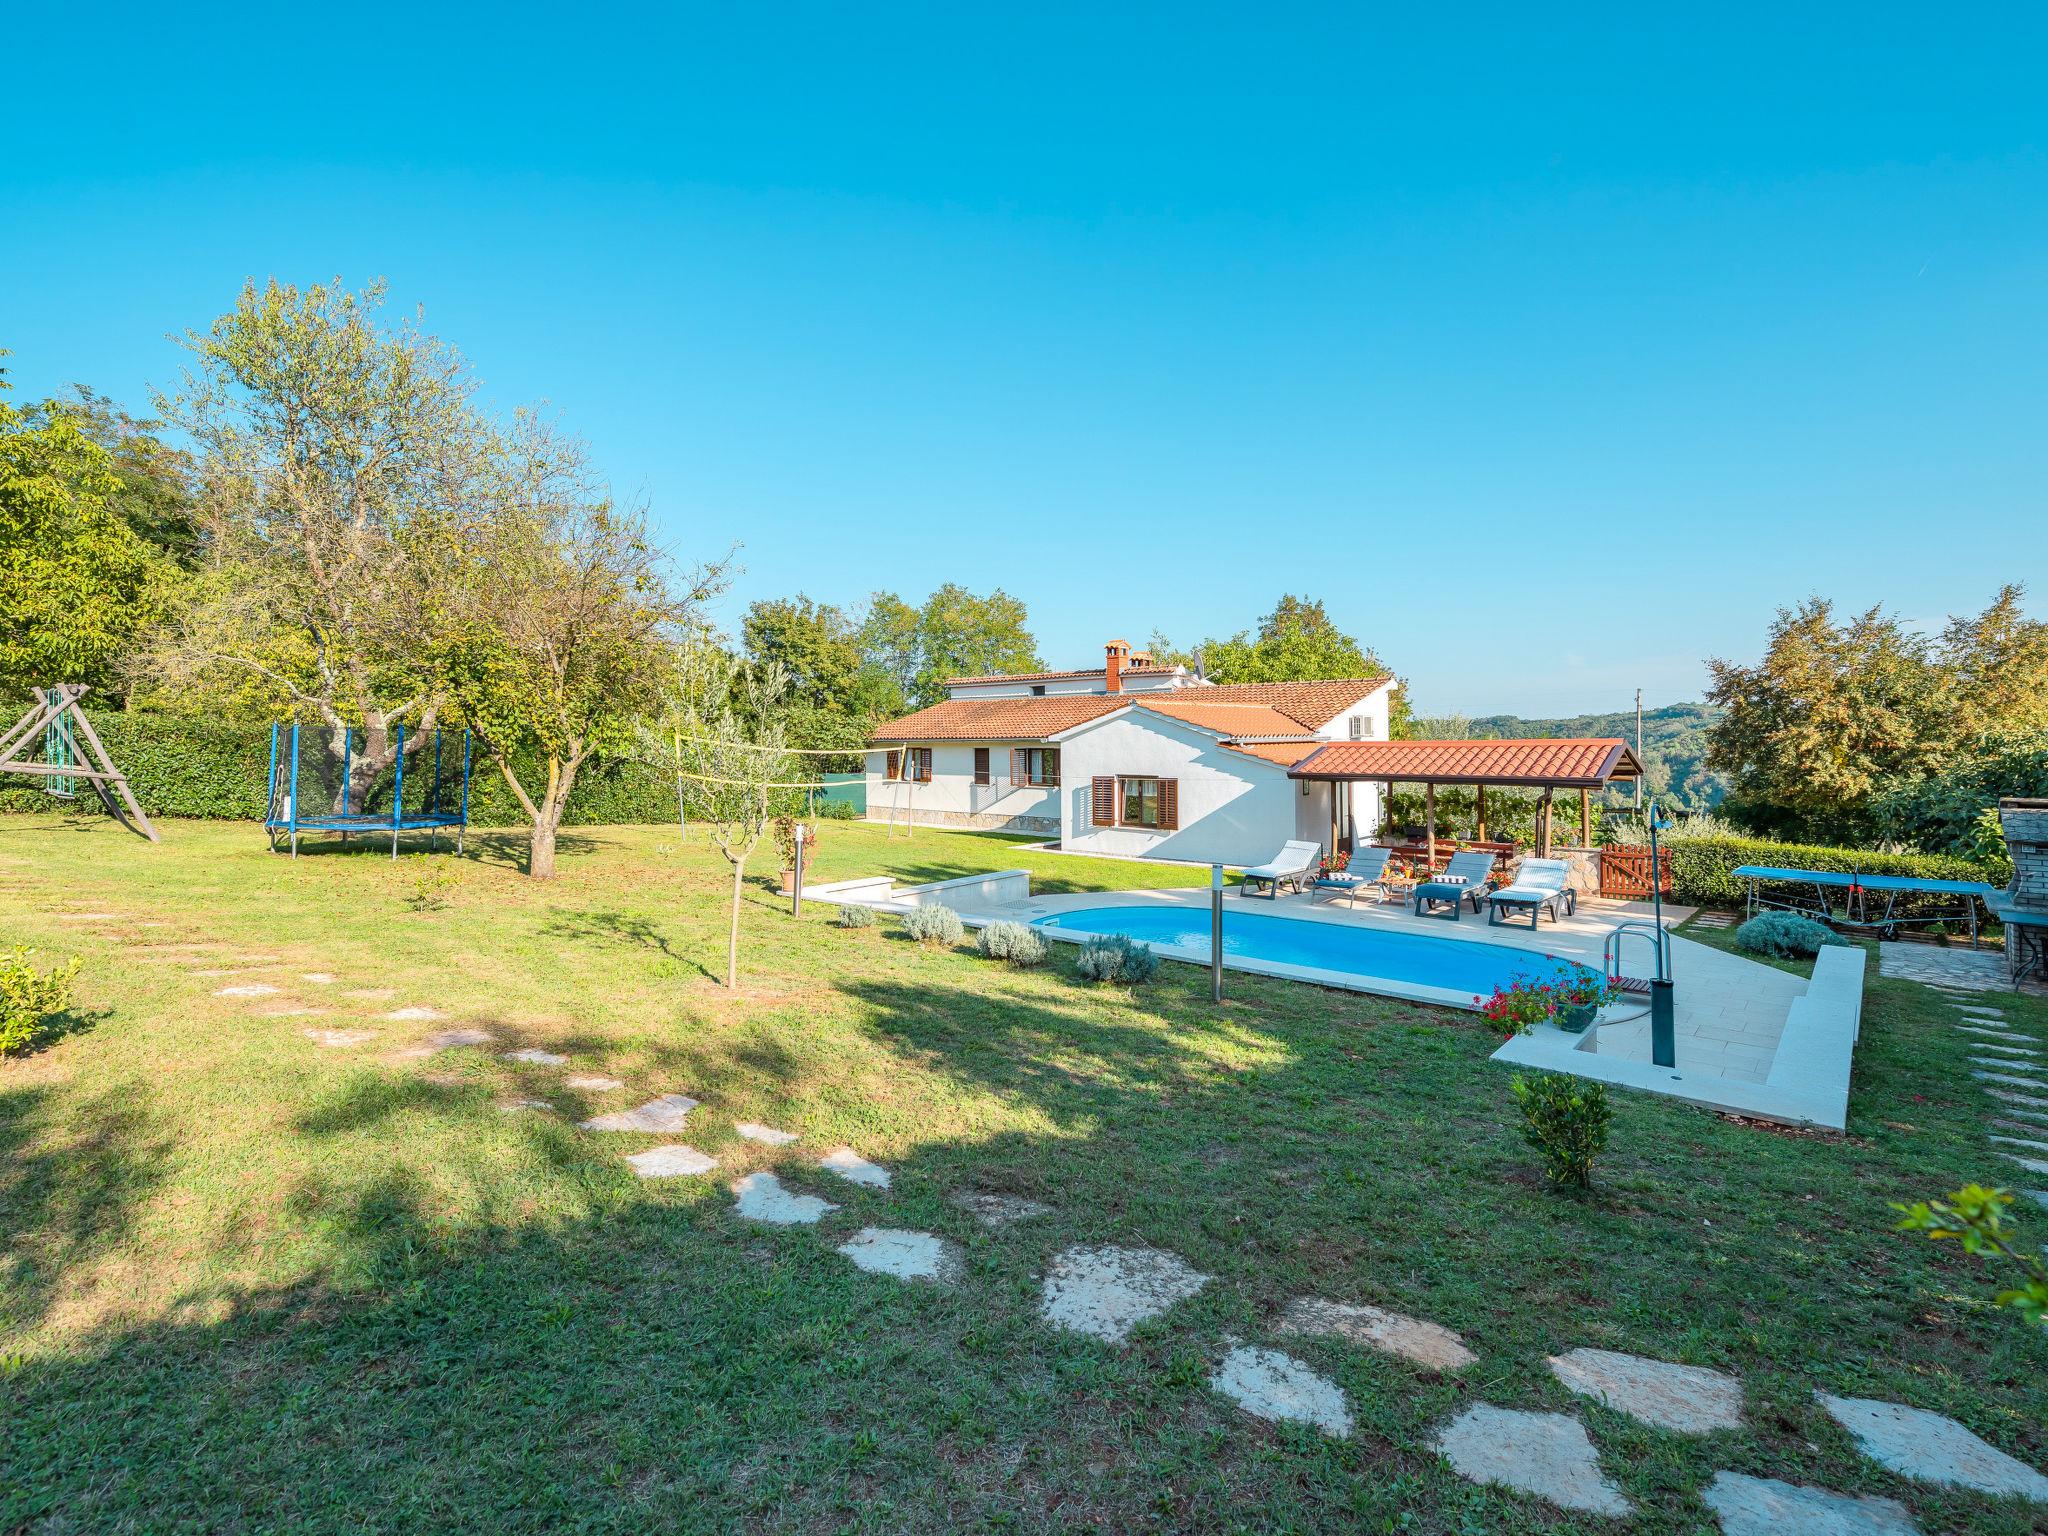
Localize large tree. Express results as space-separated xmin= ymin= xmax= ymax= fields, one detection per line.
xmin=743 ymin=594 xmax=901 ymax=720
xmin=433 ymin=429 xmax=718 ymax=878
xmin=28 ymin=387 xmax=201 ymax=566
xmin=0 ymin=377 xmax=177 ymax=697
xmin=858 ymin=585 xmax=1041 ymax=708
xmin=142 ymin=278 xmax=492 ymax=807
xmin=1156 ymin=595 xmax=1411 ymax=733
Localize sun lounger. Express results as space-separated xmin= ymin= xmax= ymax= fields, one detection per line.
xmin=1411 ymin=850 xmax=1497 ymax=919
xmin=1309 ymin=847 xmax=1394 ymax=906
xmin=1239 ymin=840 xmax=1322 ymax=899
xmin=1486 ymin=856 xmax=1577 ymax=928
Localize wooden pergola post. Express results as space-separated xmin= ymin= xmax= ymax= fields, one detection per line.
xmin=1579 ymin=787 xmax=1591 ymax=848
xmin=1425 ymin=782 xmax=1437 ymax=864
xmin=1475 ymin=784 xmax=1487 ymax=843
xmin=1537 ymin=787 xmax=1554 ymax=857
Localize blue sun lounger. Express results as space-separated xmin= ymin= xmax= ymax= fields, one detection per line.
xmin=1732 ymin=864 xmax=1996 ymax=947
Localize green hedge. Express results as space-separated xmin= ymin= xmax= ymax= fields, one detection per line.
xmin=1658 ymin=833 xmax=2004 ymax=917
xmin=0 ymin=710 xmax=679 ymax=828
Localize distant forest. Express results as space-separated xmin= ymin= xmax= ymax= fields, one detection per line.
xmin=1461 ymin=703 xmax=1727 ymax=811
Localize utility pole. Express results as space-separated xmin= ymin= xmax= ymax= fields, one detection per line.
xmin=1634 ymin=688 xmax=1643 ymax=809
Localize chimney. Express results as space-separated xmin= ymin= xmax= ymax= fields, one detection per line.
xmin=1104 ymin=638 xmax=1130 ymax=693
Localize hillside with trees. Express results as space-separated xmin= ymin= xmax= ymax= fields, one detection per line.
xmin=1462 ymin=703 xmax=1726 ymax=811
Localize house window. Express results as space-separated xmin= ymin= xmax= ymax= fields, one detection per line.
xmin=884 ymin=749 xmax=900 ymax=780
xmin=1009 ymin=747 xmax=1060 ymax=786
xmin=973 ymin=747 xmax=991 ymax=785
xmin=905 ymin=747 xmax=933 ymax=783
xmin=1348 ymin=715 xmax=1365 ymax=740
xmin=1121 ymin=776 xmax=1162 ymax=828
xmin=1030 ymin=684 xmax=1046 ymax=696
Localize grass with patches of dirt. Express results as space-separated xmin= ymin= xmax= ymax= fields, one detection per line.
xmin=2 ymin=816 xmax=2044 ymax=1534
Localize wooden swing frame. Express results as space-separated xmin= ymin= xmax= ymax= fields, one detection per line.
xmin=0 ymin=685 xmax=159 ymax=842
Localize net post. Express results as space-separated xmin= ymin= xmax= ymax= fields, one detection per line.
xmin=392 ymin=724 xmax=406 ymax=858
xmin=288 ymin=724 xmax=302 ymax=858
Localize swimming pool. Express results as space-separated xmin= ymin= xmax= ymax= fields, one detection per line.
xmin=1033 ymin=903 xmax=1592 ymax=1001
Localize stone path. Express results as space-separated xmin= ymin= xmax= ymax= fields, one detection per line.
xmin=1877 ymin=943 xmax=2009 ymax=990
xmin=1546 ymin=1348 xmax=1743 ymax=1434
xmin=1434 ymin=1406 xmax=1631 ymax=1517
xmin=1039 ymin=1245 xmax=1209 ymax=1344
xmin=1276 ymin=1296 xmax=1475 ymax=1372
xmin=837 ymin=1226 xmax=961 ymax=1283
xmin=951 ymin=1191 xmax=1051 ymax=1228
xmin=626 ymin=1145 xmax=720 ymax=1179
xmin=1701 ymin=1472 xmax=1919 ymax=1535
xmin=1923 ymin=975 xmax=2048 ymax=1187
xmin=582 ymin=1094 xmax=698 ymax=1133
xmin=819 ymin=1147 xmax=891 ymax=1188
xmin=732 ymin=1170 xmax=835 ymax=1225
xmin=1210 ymin=1345 xmax=1353 ymax=1437
xmin=1818 ymin=1394 xmax=2048 ymax=1500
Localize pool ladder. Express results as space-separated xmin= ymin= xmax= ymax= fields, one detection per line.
xmin=1602 ymin=920 xmax=1671 ymax=997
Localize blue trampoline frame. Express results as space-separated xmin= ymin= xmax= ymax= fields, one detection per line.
xmin=1732 ymin=863 xmax=1994 ymax=947
xmin=265 ymin=722 xmax=471 ymax=857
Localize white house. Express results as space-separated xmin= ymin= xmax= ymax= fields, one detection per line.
xmin=865 ymin=640 xmax=1394 ymax=865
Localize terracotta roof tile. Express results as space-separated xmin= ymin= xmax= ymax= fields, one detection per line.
xmin=1185 ymin=678 xmax=1390 ymax=729
xmin=1289 ymin=738 xmax=1642 ymax=787
xmin=870 ymin=694 xmax=1126 ymax=741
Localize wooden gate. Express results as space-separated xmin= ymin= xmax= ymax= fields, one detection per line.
xmin=1599 ymin=845 xmax=1671 ymax=899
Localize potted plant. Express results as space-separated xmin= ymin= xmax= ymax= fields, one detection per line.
xmin=772 ymin=815 xmax=816 ymax=893
xmin=1479 ymin=977 xmax=1559 ymax=1037
xmin=1318 ymin=850 xmax=1350 ymax=877
xmin=1552 ymin=969 xmax=1623 ymax=1033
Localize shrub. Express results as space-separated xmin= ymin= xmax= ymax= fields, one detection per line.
xmin=977 ymin=921 xmax=1047 ymax=967
xmin=814 ymin=798 xmax=857 ymax=820
xmin=834 ymin=902 xmax=877 ymax=929
xmin=0 ymin=948 xmax=81 ymax=1056
xmin=1074 ymin=934 xmax=1159 ymax=986
xmin=1512 ymin=1072 xmax=1613 ymax=1191
xmin=1735 ymin=910 xmax=1851 ymax=959
xmin=901 ymin=903 xmax=965 ymax=947
xmin=1645 ymin=833 xmax=1999 ymax=916
xmin=772 ymin=815 xmax=819 ymax=868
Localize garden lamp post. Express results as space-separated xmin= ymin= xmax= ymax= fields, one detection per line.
xmin=1647 ymin=800 xmax=1676 ymax=1068
xmin=1211 ymin=863 xmax=1225 ymax=1003
xmin=791 ymin=821 xmax=806 ymax=919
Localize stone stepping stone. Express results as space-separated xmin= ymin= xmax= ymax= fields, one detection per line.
xmin=1955 ymin=1005 xmax=2008 ymax=1018
xmin=1972 ymin=1070 xmax=2048 ymax=1091
xmin=215 ymin=983 xmax=282 ymax=998
xmin=344 ymin=987 xmax=396 ymax=1001
xmin=565 ymin=1074 xmax=624 ymax=1091
xmin=504 ymin=1048 xmax=568 ymax=1065
xmin=1990 ymin=1117 xmax=2047 ymax=1138
xmin=1701 ymin=1471 xmax=1919 ymax=1535
xmin=2024 ymin=1190 xmax=2048 ymax=1212
xmin=837 ymin=1226 xmax=962 ymax=1283
xmin=1989 ymin=1133 xmax=2048 ymax=1155
xmin=1547 ymin=1348 xmax=1742 ymax=1433
xmin=2003 ymin=1153 xmax=2048 ymax=1176
xmin=1433 ymin=1405 xmax=1630 ymax=1517
xmin=386 ymin=1006 xmax=443 ymax=1022
xmin=1039 ymin=1245 xmax=1210 ymax=1344
xmin=1817 ymin=1393 xmax=2048 ymax=1499
xmin=819 ymin=1147 xmax=890 ymax=1189
xmin=625 ymin=1145 xmax=719 ymax=1178
xmin=499 ymin=1098 xmax=555 ymax=1114
xmin=951 ymin=1191 xmax=1051 ymax=1228
xmin=582 ymin=1094 xmax=698 ymax=1133
xmin=190 ymin=968 xmax=257 ymax=978
xmin=391 ymin=1027 xmax=497 ymax=1059
xmin=258 ymin=1005 xmax=317 ymax=1018
xmin=735 ymin=1122 xmax=799 ymax=1145
xmin=1987 ymin=1086 xmax=2048 ymax=1111
xmin=1971 ymin=1041 xmax=2041 ymax=1058
xmin=731 ymin=1170 xmax=836 ymax=1225
xmin=302 ymin=973 xmax=338 ymax=984
xmin=303 ymin=1028 xmax=378 ymax=1048
xmin=1277 ymin=1296 xmax=1475 ymax=1372
xmin=56 ymin=912 xmax=120 ymax=921
xmin=1955 ymin=1023 xmax=2024 ymax=1039
xmin=1210 ymin=1345 xmax=1353 ymax=1437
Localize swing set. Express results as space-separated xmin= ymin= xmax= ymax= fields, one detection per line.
xmin=0 ymin=685 xmax=159 ymax=841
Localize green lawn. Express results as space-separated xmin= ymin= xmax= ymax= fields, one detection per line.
xmin=2 ymin=814 xmax=2044 ymax=1533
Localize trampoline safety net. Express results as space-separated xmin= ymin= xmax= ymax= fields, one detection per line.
xmin=265 ymin=722 xmax=472 ymax=855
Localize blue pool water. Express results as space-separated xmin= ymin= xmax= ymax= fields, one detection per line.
xmin=1035 ymin=904 xmax=1591 ymax=999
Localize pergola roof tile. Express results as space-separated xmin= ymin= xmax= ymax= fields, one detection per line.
xmin=1289 ymin=737 xmax=1643 ymax=788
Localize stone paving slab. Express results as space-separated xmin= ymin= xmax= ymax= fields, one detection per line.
xmin=1210 ymin=1345 xmax=1353 ymax=1437
xmin=951 ymin=1191 xmax=1052 ymax=1228
xmin=1434 ymin=1405 xmax=1631 ymax=1517
xmin=1701 ymin=1471 xmax=1920 ymax=1535
xmin=565 ymin=1075 xmax=624 ymax=1091
xmin=1969 ymin=1056 xmax=2042 ymax=1074
xmin=387 ymin=1005 xmax=443 ymax=1021
xmin=1546 ymin=1348 xmax=1742 ymax=1433
xmin=504 ymin=1048 xmax=569 ymax=1065
xmin=391 ymin=1027 xmax=497 ymax=1058
xmin=626 ymin=1145 xmax=719 ymax=1179
xmin=1955 ymin=1023 xmax=2024 ymax=1038
xmin=735 ymin=1122 xmax=799 ymax=1145
xmin=1972 ymin=1070 xmax=2048 ymax=1090
xmin=499 ymin=1098 xmax=554 ymax=1114
xmin=302 ymin=972 xmax=338 ymax=984
xmin=303 ymin=1028 xmax=378 ymax=1048
xmin=582 ymin=1094 xmax=698 ymax=1133
xmin=1277 ymin=1296 xmax=1476 ymax=1372
xmin=2025 ymin=1190 xmax=2048 ymax=1211
xmin=1817 ymin=1393 xmax=2048 ymax=1500
xmin=1987 ymin=1086 xmax=2048 ymax=1110
xmin=1998 ymin=1153 xmax=2048 ymax=1177
xmin=1878 ymin=945 xmax=2009 ymax=989
xmin=1989 ymin=1133 xmax=2048 ymax=1155
xmin=1039 ymin=1245 xmax=1210 ymax=1344
xmin=1971 ymin=1041 xmax=2042 ymax=1057
xmin=819 ymin=1147 xmax=891 ymax=1188
xmin=731 ymin=1171 xmax=836 ymax=1225
xmin=837 ymin=1226 xmax=961 ymax=1283
xmin=215 ymin=983 xmax=282 ymax=998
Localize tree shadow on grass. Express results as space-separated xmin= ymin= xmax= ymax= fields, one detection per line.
xmin=1 ymin=1005 xmax=112 ymax=1060
xmin=537 ymin=909 xmax=714 ymax=980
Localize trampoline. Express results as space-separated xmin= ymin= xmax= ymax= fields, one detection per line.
xmin=1732 ymin=864 xmax=1996 ymax=948
xmin=265 ymin=722 xmax=471 ymax=857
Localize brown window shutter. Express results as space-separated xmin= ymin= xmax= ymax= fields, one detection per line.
xmin=885 ymin=749 xmax=900 ymax=780
xmin=974 ymin=747 xmax=990 ymax=785
xmin=1091 ymin=775 xmax=1116 ymax=827
xmin=914 ymin=749 xmax=932 ymax=783
xmin=1158 ymin=778 xmax=1179 ymax=831
xmin=1011 ymin=747 xmax=1027 ymax=785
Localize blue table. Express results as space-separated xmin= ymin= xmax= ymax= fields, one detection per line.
xmin=1731 ymin=864 xmax=1996 ymax=947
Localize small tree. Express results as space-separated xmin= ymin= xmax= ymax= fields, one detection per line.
xmin=1894 ymin=1184 xmax=2047 ymax=1330
xmin=650 ymin=646 xmax=793 ymax=988
xmin=435 ymin=427 xmax=718 ymax=877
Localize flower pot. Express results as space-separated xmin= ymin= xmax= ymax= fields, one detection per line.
xmin=778 ymin=869 xmax=796 ymax=893
xmin=1556 ymin=1002 xmax=1598 ymax=1033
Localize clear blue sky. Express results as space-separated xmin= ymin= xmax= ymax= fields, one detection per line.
xmin=5 ymin=5 xmax=2043 ymax=715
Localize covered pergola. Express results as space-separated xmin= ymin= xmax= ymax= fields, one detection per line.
xmin=1287 ymin=737 xmax=1646 ymax=862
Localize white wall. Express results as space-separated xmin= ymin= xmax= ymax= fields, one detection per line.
xmin=863 ymin=744 xmax=1059 ymax=822
xmin=1055 ymin=712 xmax=1318 ymax=865
xmin=947 ymin=670 xmax=1186 ymax=700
